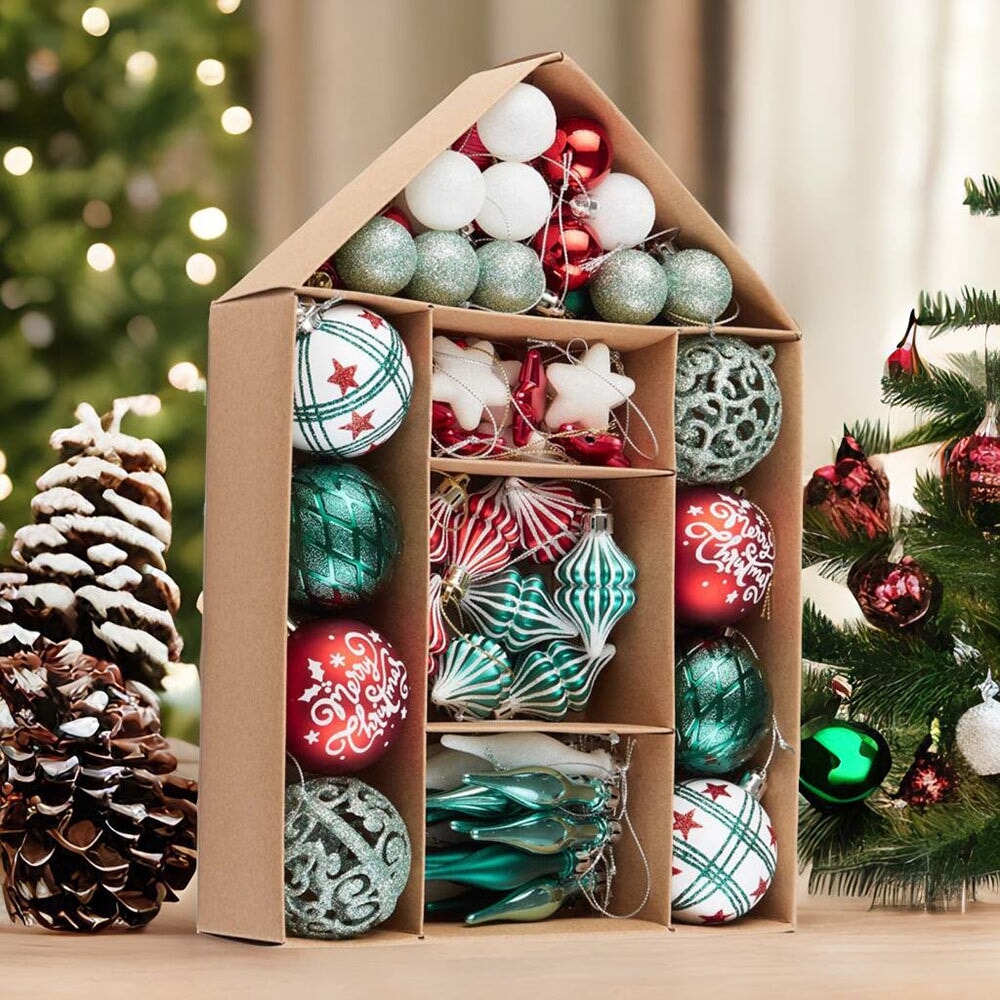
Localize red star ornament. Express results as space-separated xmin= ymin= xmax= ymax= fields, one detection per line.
xmin=358 ymin=309 xmax=385 ymax=329
xmin=340 ymin=409 xmax=376 ymax=440
xmin=327 ymin=359 xmax=360 ymax=395
xmin=701 ymin=782 xmax=732 ymax=802
xmin=672 ymin=808 xmax=702 ymax=841
xmin=699 ymin=909 xmax=732 ymax=925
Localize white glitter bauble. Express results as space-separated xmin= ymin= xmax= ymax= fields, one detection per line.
xmin=671 ymin=778 xmax=777 ymax=925
xmin=476 ymin=162 xmax=552 ymax=241
xmin=405 ymin=150 xmax=486 ymax=231
xmin=956 ymin=699 xmax=1000 ymax=775
xmin=584 ymin=173 xmax=656 ymax=249
xmin=476 ymin=83 xmax=557 ymax=162
xmin=293 ymin=304 xmax=413 ymax=458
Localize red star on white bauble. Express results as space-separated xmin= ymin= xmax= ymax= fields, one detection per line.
xmin=671 ymin=777 xmax=777 ymax=924
xmin=544 ymin=343 xmax=635 ymax=432
xmin=432 ymin=337 xmax=510 ymax=432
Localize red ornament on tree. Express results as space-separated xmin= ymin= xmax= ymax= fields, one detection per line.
xmin=847 ymin=553 xmax=941 ymax=631
xmin=286 ymin=619 xmax=409 ymax=774
xmin=894 ymin=725 xmax=958 ymax=809
xmin=451 ymin=125 xmax=494 ymax=168
xmin=511 ymin=349 xmax=548 ymax=446
xmin=531 ymin=215 xmax=602 ymax=293
xmin=804 ymin=435 xmax=891 ymax=540
xmin=884 ymin=310 xmax=923 ymax=381
xmin=945 ymin=400 xmax=1000 ymax=531
xmin=538 ymin=117 xmax=613 ymax=193
xmin=675 ymin=486 xmax=776 ymax=628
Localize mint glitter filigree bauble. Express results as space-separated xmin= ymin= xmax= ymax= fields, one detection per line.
xmin=289 ymin=462 xmax=401 ymax=610
xmin=284 ymin=776 xmax=410 ymax=939
xmin=674 ymin=335 xmax=782 ymax=484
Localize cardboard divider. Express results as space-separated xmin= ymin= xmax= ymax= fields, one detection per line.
xmin=428 ymin=470 xmax=674 ymax=729
xmin=422 ymin=730 xmax=673 ymax=937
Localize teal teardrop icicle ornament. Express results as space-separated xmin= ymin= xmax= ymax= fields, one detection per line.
xmin=553 ymin=501 xmax=636 ymax=658
xmin=424 ymin=844 xmax=576 ymax=890
xmin=451 ymin=812 xmax=615 ymax=854
xmin=465 ymin=767 xmax=614 ymax=813
xmin=424 ymin=785 xmax=513 ymax=823
xmin=431 ymin=634 xmax=512 ymax=720
xmin=464 ymin=872 xmax=598 ymax=926
xmin=461 ymin=568 xmax=578 ymax=653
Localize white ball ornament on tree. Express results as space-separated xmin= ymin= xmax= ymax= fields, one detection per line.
xmin=545 ymin=342 xmax=636 ymax=432
xmin=574 ymin=172 xmax=656 ymax=250
xmin=476 ymin=162 xmax=552 ymax=241
xmin=404 ymin=150 xmax=486 ymax=231
xmin=671 ymin=776 xmax=777 ymax=924
xmin=293 ymin=303 xmax=414 ymax=458
xmin=471 ymin=240 xmax=546 ymax=314
xmin=476 ymin=82 xmax=557 ymax=162
xmin=956 ymin=671 xmax=1000 ymax=776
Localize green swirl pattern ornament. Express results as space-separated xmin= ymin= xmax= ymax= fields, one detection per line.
xmin=676 ymin=631 xmax=771 ymax=775
xmin=461 ymin=567 xmax=578 ymax=653
xmin=674 ymin=335 xmax=782 ymax=484
xmin=284 ymin=776 xmax=411 ymax=939
xmin=289 ymin=462 xmax=401 ymax=610
xmin=430 ymin=633 xmax=512 ymax=720
xmin=553 ymin=502 xmax=636 ymax=659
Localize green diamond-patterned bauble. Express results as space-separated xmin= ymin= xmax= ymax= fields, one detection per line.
xmin=590 ymin=249 xmax=669 ymax=325
xmin=676 ymin=632 xmax=771 ymax=775
xmin=661 ymin=248 xmax=733 ymax=324
xmin=285 ymin=776 xmax=410 ymax=939
xmin=471 ymin=240 xmax=546 ymax=313
xmin=289 ymin=462 xmax=401 ymax=611
xmin=674 ymin=335 xmax=782 ymax=484
xmin=334 ymin=216 xmax=417 ymax=295
xmin=404 ymin=230 xmax=480 ymax=306
xmin=671 ymin=777 xmax=776 ymax=924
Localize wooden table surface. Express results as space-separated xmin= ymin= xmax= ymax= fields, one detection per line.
xmin=3 ymin=745 xmax=995 ymax=998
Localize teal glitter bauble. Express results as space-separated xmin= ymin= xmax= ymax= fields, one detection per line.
xmin=589 ymin=249 xmax=669 ymax=325
xmin=661 ymin=248 xmax=733 ymax=324
xmin=289 ymin=462 xmax=401 ymax=610
xmin=334 ymin=216 xmax=417 ymax=295
xmin=676 ymin=632 xmax=771 ymax=775
xmin=471 ymin=240 xmax=546 ymax=313
xmin=404 ymin=230 xmax=480 ymax=306
xmin=284 ymin=777 xmax=411 ymax=940
xmin=674 ymin=335 xmax=782 ymax=484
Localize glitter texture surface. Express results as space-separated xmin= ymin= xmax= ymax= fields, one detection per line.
xmin=284 ymin=776 xmax=411 ymax=939
xmin=334 ymin=216 xmax=417 ymax=295
xmin=674 ymin=335 xmax=782 ymax=483
xmin=404 ymin=230 xmax=480 ymax=305
xmin=662 ymin=248 xmax=733 ymax=324
xmin=471 ymin=240 xmax=546 ymax=313
xmin=590 ymin=249 xmax=669 ymax=325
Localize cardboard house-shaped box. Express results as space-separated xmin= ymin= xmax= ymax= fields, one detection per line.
xmin=198 ymin=51 xmax=802 ymax=946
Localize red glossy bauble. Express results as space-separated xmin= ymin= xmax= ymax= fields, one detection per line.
xmin=451 ymin=126 xmax=494 ymax=168
xmin=847 ymin=554 xmax=941 ymax=631
xmin=538 ymin=117 xmax=613 ymax=193
xmin=675 ymin=486 xmax=776 ymax=628
xmin=286 ymin=618 xmax=409 ymax=774
xmin=531 ymin=215 xmax=602 ymax=292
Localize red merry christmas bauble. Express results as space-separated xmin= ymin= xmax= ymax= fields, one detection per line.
xmin=286 ymin=618 xmax=409 ymax=774
xmin=675 ymin=486 xmax=776 ymax=628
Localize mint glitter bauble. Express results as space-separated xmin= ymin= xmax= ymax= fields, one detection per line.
xmin=293 ymin=302 xmax=413 ymax=458
xmin=671 ymin=777 xmax=776 ymax=925
xmin=285 ymin=776 xmax=410 ymax=939
xmin=676 ymin=632 xmax=771 ymax=775
xmin=334 ymin=216 xmax=417 ymax=295
xmin=590 ymin=249 xmax=669 ymax=325
xmin=289 ymin=462 xmax=401 ymax=610
xmin=661 ymin=248 xmax=733 ymax=324
xmin=471 ymin=240 xmax=546 ymax=313
xmin=674 ymin=336 xmax=782 ymax=484
xmin=404 ymin=230 xmax=480 ymax=306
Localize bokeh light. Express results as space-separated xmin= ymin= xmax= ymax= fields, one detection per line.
xmin=87 ymin=242 xmax=116 ymax=271
xmin=189 ymin=206 xmax=228 ymax=240
xmin=196 ymin=59 xmax=226 ymax=86
xmin=185 ymin=253 xmax=217 ymax=284
xmin=168 ymin=361 xmax=203 ymax=391
xmin=81 ymin=7 xmax=111 ymax=36
xmin=3 ymin=146 xmax=33 ymax=176
xmin=126 ymin=51 xmax=158 ymax=84
xmin=220 ymin=105 xmax=252 ymax=135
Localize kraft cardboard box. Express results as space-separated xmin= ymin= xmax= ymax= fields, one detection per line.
xmin=198 ymin=52 xmax=802 ymax=946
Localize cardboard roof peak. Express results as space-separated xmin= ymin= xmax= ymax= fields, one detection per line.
xmin=219 ymin=51 xmax=795 ymax=332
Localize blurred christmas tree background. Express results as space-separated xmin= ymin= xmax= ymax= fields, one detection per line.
xmin=0 ymin=1 xmax=256 ymax=740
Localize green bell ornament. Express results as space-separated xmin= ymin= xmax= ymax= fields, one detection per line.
xmin=424 ymin=844 xmax=579 ymax=891
xmin=451 ymin=811 xmax=616 ymax=854
xmin=430 ymin=633 xmax=512 ymax=720
xmin=461 ymin=567 xmax=578 ymax=653
xmin=799 ymin=716 xmax=892 ymax=809
xmin=288 ymin=462 xmax=402 ymax=611
xmin=334 ymin=215 xmax=417 ymax=295
xmin=676 ymin=630 xmax=772 ymax=776
xmin=553 ymin=500 xmax=636 ymax=659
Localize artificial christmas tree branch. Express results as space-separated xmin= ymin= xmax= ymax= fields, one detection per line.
xmin=916 ymin=288 xmax=1000 ymax=336
xmin=963 ymin=174 xmax=1000 ymax=217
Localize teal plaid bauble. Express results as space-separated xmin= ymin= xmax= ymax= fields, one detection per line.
xmin=676 ymin=632 xmax=771 ymax=776
xmin=671 ymin=778 xmax=776 ymax=925
xmin=293 ymin=303 xmax=413 ymax=458
xmin=289 ymin=462 xmax=401 ymax=610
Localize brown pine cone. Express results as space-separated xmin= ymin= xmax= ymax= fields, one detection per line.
xmin=0 ymin=625 xmax=197 ymax=932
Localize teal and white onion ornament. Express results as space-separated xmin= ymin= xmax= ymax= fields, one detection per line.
xmin=334 ymin=216 xmax=417 ymax=296
xmin=553 ymin=500 xmax=636 ymax=658
xmin=431 ymin=633 xmax=512 ymax=720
